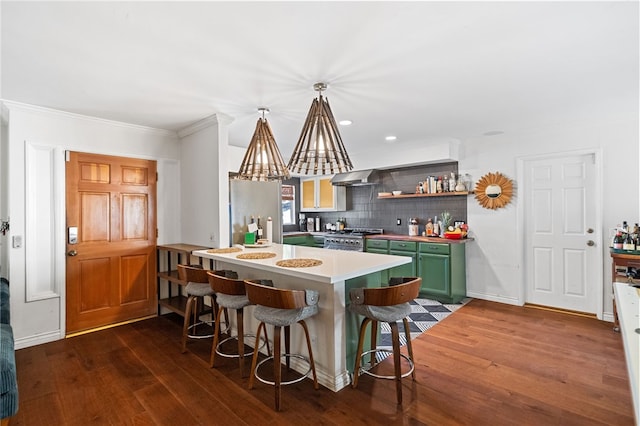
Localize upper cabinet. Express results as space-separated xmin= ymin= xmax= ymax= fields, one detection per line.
xmin=300 ymin=176 xmax=346 ymax=212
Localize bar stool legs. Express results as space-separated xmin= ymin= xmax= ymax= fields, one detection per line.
xmin=352 ymin=316 xmax=415 ymax=404
xmin=349 ymin=277 xmax=422 ymax=405
xmin=248 ymin=320 xmax=317 ymax=411
xmin=210 ymin=305 xmax=269 ymax=377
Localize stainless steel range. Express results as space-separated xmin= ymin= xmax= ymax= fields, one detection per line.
xmin=323 ymin=228 xmax=383 ymax=251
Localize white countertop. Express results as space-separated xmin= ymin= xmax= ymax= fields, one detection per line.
xmin=193 ymin=243 xmax=411 ymax=284
xmin=614 ymin=282 xmax=639 ymax=424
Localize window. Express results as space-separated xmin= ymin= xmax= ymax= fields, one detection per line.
xmin=282 ymin=184 xmax=295 ymax=225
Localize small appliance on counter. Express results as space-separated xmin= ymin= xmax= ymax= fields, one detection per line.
xmin=299 ymin=213 xmax=307 ymax=232
xmin=307 ymin=217 xmax=315 ymax=232
xmin=409 ymin=218 xmax=419 ymax=236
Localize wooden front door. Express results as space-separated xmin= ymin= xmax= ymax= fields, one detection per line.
xmin=65 ymin=151 xmax=157 ymax=334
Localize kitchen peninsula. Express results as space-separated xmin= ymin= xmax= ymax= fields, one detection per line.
xmin=193 ymin=243 xmax=410 ymax=392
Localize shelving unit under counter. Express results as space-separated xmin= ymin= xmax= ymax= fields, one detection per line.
xmin=157 ymin=243 xmax=210 ymax=316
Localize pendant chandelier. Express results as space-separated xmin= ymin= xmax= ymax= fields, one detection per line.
xmin=287 ymin=82 xmax=353 ymax=175
xmin=237 ymin=108 xmax=290 ymax=181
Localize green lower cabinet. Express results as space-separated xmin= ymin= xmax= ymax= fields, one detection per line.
xmin=366 ymin=238 xmax=467 ymax=303
xmin=388 ymin=240 xmax=417 ymax=280
xmin=283 ymin=235 xmax=314 ymax=246
xmin=365 ymin=239 xmax=390 ymax=284
xmin=417 ymin=242 xmax=466 ymax=303
xmin=345 ymin=272 xmax=383 ymax=373
xmin=312 ymin=235 xmax=325 ymax=248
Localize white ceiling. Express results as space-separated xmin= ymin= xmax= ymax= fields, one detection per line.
xmin=2 ymin=1 xmax=638 ymax=159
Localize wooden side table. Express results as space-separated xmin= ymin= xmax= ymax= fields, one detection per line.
xmin=610 ymin=250 xmax=640 ymax=331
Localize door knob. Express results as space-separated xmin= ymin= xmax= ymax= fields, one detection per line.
xmin=67 ymin=250 xmax=78 ymax=257
xmin=587 ymin=228 xmax=594 ymax=234
xmin=587 ymin=240 xmax=595 ymax=247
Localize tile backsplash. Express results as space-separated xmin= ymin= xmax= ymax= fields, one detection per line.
xmin=311 ymin=162 xmax=469 ymax=235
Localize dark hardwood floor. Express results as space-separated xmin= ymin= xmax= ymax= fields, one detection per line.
xmin=11 ymin=299 xmax=634 ymax=425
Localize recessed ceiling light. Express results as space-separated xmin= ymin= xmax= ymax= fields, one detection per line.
xmin=385 ymin=135 xmax=397 ymax=142
xmin=339 ymin=120 xmax=352 ymax=126
xmin=483 ymin=130 xmax=504 ymax=136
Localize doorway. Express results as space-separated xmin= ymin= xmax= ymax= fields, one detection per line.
xmin=521 ymin=151 xmax=602 ymax=316
xmin=65 ymin=151 xmax=157 ymax=334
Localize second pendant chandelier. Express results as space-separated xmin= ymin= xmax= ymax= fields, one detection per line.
xmin=287 ymin=82 xmax=353 ymax=175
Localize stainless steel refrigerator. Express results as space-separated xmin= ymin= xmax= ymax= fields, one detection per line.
xmin=229 ymin=179 xmax=282 ymax=246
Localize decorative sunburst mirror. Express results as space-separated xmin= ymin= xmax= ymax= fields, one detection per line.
xmin=474 ymin=172 xmax=514 ymax=210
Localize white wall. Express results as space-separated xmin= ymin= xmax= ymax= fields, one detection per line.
xmin=178 ymin=114 xmax=233 ymax=248
xmin=459 ymin=117 xmax=639 ymax=319
xmin=3 ymin=101 xmax=181 ymax=348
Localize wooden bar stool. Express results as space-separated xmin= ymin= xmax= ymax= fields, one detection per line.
xmin=177 ymin=264 xmax=227 ymax=353
xmin=349 ymin=277 xmax=422 ymax=404
xmin=244 ymin=279 xmax=319 ymax=411
xmin=207 ymin=270 xmax=270 ymax=377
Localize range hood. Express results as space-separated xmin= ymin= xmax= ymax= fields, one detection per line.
xmin=331 ymin=169 xmax=379 ymax=186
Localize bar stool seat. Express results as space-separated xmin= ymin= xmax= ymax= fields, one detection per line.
xmin=207 ymin=271 xmax=269 ymax=377
xmin=349 ymin=277 xmax=422 ymax=404
xmin=244 ymin=279 xmax=319 ymax=411
xmin=177 ymin=264 xmax=227 ymax=353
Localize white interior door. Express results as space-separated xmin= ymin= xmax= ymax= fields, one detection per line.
xmin=523 ymin=153 xmax=600 ymax=313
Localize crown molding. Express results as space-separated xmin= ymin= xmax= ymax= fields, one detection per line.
xmin=177 ymin=112 xmax=234 ymax=139
xmin=0 ymin=99 xmax=177 ymax=137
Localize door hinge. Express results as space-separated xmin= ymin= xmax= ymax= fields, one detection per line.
xmin=156 ymin=228 xmax=158 ymax=238
xmin=156 ymin=172 xmax=158 ymax=182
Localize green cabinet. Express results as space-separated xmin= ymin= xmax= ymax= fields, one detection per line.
xmin=283 ymin=235 xmax=313 ymax=246
xmin=365 ymin=239 xmax=390 ymax=284
xmin=366 ymin=238 xmax=467 ymax=303
xmin=283 ymin=234 xmax=326 ymax=247
xmin=312 ymin=235 xmax=325 ymax=248
xmin=417 ymin=242 xmax=466 ymax=303
xmin=388 ymin=240 xmax=417 ymax=279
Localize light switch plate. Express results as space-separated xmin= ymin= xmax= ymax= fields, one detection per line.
xmin=12 ymin=235 xmax=22 ymax=248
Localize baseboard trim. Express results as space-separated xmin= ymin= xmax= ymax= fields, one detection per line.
xmin=65 ymin=314 xmax=157 ymax=338
xmin=524 ymin=303 xmax=597 ymax=319
xmin=465 ymin=291 xmax=521 ymax=306
xmin=14 ymin=330 xmax=64 ymax=350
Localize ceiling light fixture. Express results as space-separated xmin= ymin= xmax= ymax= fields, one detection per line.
xmin=287 ymin=82 xmax=353 ymax=175
xmin=237 ymin=107 xmax=290 ymax=181
xmin=385 ymin=135 xmax=397 ymax=142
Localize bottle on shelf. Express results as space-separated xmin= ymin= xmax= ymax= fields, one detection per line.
xmin=611 ymin=224 xmax=621 ymax=247
xmin=436 ymin=177 xmax=443 ymax=193
xmin=426 ymin=218 xmax=434 ymax=236
xmin=613 ymin=230 xmax=624 ymax=250
xmin=256 ymin=216 xmax=263 ymax=240
xmin=623 ymin=232 xmax=635 ymax=251
xmin=443 ymin=175 xmax=449 ymax=192
xmin=450 ymin=172 xmax=457 ymax=192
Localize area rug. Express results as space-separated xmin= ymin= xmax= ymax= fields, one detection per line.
xmin=376 ymin=297 xmax=470 ymax=358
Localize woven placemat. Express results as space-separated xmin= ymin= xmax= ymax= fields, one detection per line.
xmin=207 ymin=247 xmax=242 ymax=254
xmin=236 ymin=252 xmax=277 ymax=260
xmin=276 ymin=258 xmax=323 ymax=268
